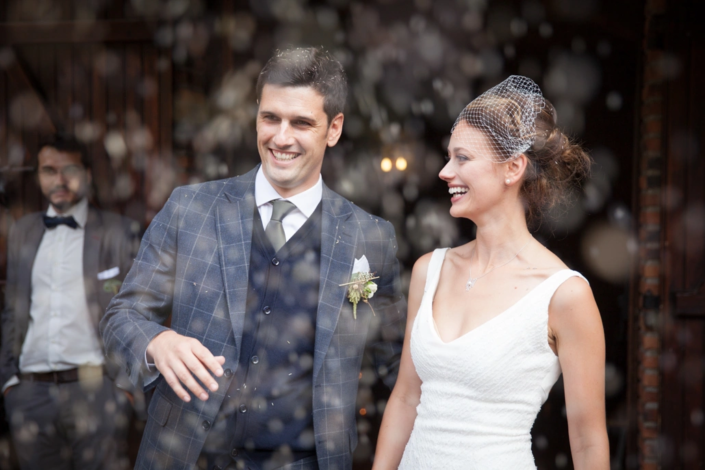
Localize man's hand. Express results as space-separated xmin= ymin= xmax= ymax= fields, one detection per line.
xmin=146 ymin=330 xmax=226 ymax=402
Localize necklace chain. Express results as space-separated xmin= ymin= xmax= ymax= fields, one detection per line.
xmin=466 ymin=239 xmax=532 ymax=291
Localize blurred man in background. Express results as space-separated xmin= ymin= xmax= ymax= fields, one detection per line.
xmin=0 ymin=135 xmax=140 ymax=470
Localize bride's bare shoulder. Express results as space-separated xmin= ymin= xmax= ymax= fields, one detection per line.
xmin=530 ymin=242 xmax=570 ymax=273
xmin=405 ymin=252 xmax=437 ymax=305
xmin=410 ymin=247 xmax=454 ymax=285
xmin=412 ymin=251 xmax=435 ymax=279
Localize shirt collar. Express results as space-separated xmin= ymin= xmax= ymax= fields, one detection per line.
xmin=255 ymin=166 xmax=323 ymax=218
xmin=46 ymin=197 xmax=89 ymax=228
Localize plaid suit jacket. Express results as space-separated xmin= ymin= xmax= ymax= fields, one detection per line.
xmin=100 ymin=166 xmax=406 ymax=470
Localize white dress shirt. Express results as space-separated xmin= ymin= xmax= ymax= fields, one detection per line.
xmin=3 ymin=198 xmax=105 ymax=391
xmin=254 ymin=166 xmax=323 ymax=240
xmin=143 ymin=169 xmax=324 ymax=381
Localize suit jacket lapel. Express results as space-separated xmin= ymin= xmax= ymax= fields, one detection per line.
xmin=216 ymin=167 xmax=257 ymax=349
xmin=83 ymin=207 xmax=103 ymax=328
xmin=16 ymin=215 xmax=45 ymax=342
xmin=313 ymin=185 xmax=357 ymax=383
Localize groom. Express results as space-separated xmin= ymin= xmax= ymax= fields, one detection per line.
xmin=100 ymin=47 xmax=406 ymax=470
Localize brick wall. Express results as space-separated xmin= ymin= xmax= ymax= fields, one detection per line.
xmin=635 ymin=0 xmax=666 ymax=468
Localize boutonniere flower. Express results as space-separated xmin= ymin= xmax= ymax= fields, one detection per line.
xmin=103 ymin=279 xmax=122 ymax=295
xmin=340 ymin=255 xmax=379 ymax=319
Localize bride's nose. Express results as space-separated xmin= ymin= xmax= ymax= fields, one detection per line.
xmin=439 ymin=160 xmax=455 ymax=182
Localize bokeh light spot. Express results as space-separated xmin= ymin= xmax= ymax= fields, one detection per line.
xmin=606 ymin=91 xmax=623 ymax=111
xmin=581 ymin=223 xmax=632 ymax=283
xmin=395 ymin=157 xmax=408 ymax=171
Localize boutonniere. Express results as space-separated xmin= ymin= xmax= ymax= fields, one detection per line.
xmin=340 ymin=255 xmax=379 ymax=319
xmin=103 ymin=279 xmax=122 ymax=295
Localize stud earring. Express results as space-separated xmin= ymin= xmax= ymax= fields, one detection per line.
xmin=505 ymin=179 xmax=511 ymax=184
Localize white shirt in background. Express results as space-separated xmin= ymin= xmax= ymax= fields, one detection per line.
xmin=3 ymin=198 xmax=104 ymax=392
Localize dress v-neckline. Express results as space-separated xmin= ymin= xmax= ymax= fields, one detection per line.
xmin=429 ymin=249 xmax=569 ymax=345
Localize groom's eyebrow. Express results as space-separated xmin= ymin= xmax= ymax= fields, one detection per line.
xmin=258 ymin=109 xmax=277 ymax=117
xmin=259 ymin=109 xmax=317 ymax=124
xmin=291 ymin=115 xmax=316 ymax=124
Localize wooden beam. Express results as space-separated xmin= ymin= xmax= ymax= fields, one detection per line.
xmin=158 ymin=51 xmax=172 ymax=160
xmin=0 ymin=20 xmax=155 ymax=45
xmin=4 ymin=50 xmax=56 ymax=133
xmin=221 ymin=0 xmax=234 ymax=73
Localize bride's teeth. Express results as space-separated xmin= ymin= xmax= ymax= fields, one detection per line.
xmin=448 ymin=187 xmax=468 ymax=195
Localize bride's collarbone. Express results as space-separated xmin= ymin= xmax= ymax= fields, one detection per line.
xmin=431 ymin=266 xmax=562 ymax=335
xmin=443 ymin=254 xmax=565 ymax=293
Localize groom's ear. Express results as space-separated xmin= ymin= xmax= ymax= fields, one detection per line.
xmin=326 ymin=113 xmax=345 ymax=148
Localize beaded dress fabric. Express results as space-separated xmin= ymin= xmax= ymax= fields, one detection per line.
xmin=398 ymin=248 xmax=587 ymax=470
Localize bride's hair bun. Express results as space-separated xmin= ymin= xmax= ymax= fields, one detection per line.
xmin=521 ymin=99 xmax=591 ymax=223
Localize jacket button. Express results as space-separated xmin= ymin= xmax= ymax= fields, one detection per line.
xmin=223 ymin=368 xmax=233 ymax=378
xmin=202 ymin=420 xmax=211 ymax=430
xmin=271 ymin=258 xmax=280 ymax=266
xmin=230 ymin=448 xmax=239 ymax=458
xmin=239 ymin=404 xmax=247 ymax=413
xmin=262 ymin=306 xmax=271 ymax=315
xmin=251 ymin=356 xmax=259 ymax=365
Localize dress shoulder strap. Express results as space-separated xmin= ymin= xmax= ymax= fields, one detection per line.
xmin=539 ymin=269 xmax=589 ymax=305
xmin=423 ymin=248 xmax=450 ymax=295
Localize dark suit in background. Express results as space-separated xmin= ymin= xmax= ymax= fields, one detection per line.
xmin=0 ymin=202 xmax=140 ymax=470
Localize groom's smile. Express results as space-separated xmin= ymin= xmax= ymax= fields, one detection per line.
xmin=270 ymin=148 xmax=300 ymax=162
xmin=256 ymin=84 xmax=344 ymax=198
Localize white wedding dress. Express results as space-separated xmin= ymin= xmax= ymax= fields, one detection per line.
xmin=398 ymin=248 xmax=587 ymax=470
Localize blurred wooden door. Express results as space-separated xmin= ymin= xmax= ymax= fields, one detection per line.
xmin=661 ymin=1 xmax=705 ymax=468
xmin=0 ymin=38 xmax=173 ymax=221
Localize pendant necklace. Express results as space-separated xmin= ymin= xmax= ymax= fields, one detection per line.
xmin=466 ymin=239 xmax=532 ymax=291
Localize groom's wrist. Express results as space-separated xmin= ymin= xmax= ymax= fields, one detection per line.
xmin=145 ymin=330 xmax=174 ymax=366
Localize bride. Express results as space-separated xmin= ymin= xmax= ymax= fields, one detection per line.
xmin=373 ymin=76 xmax=609 ymax=469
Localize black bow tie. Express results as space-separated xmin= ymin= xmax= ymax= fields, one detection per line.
xmin=43 ymin=215 xmax=79 ymax=229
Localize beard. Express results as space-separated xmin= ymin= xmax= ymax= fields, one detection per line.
xmin=48 ymin=185 xmax=83 ymax=213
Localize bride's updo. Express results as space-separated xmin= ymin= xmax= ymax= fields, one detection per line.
xmin=453 ymin=76 xmax=591 ymax=223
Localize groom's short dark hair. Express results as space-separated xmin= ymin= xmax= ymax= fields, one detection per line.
xmin=256 ymin=47 xmax=347 ymax=124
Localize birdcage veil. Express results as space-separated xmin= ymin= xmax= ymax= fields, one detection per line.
xmin=450 ymin=75 xmax=546 ymax=162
